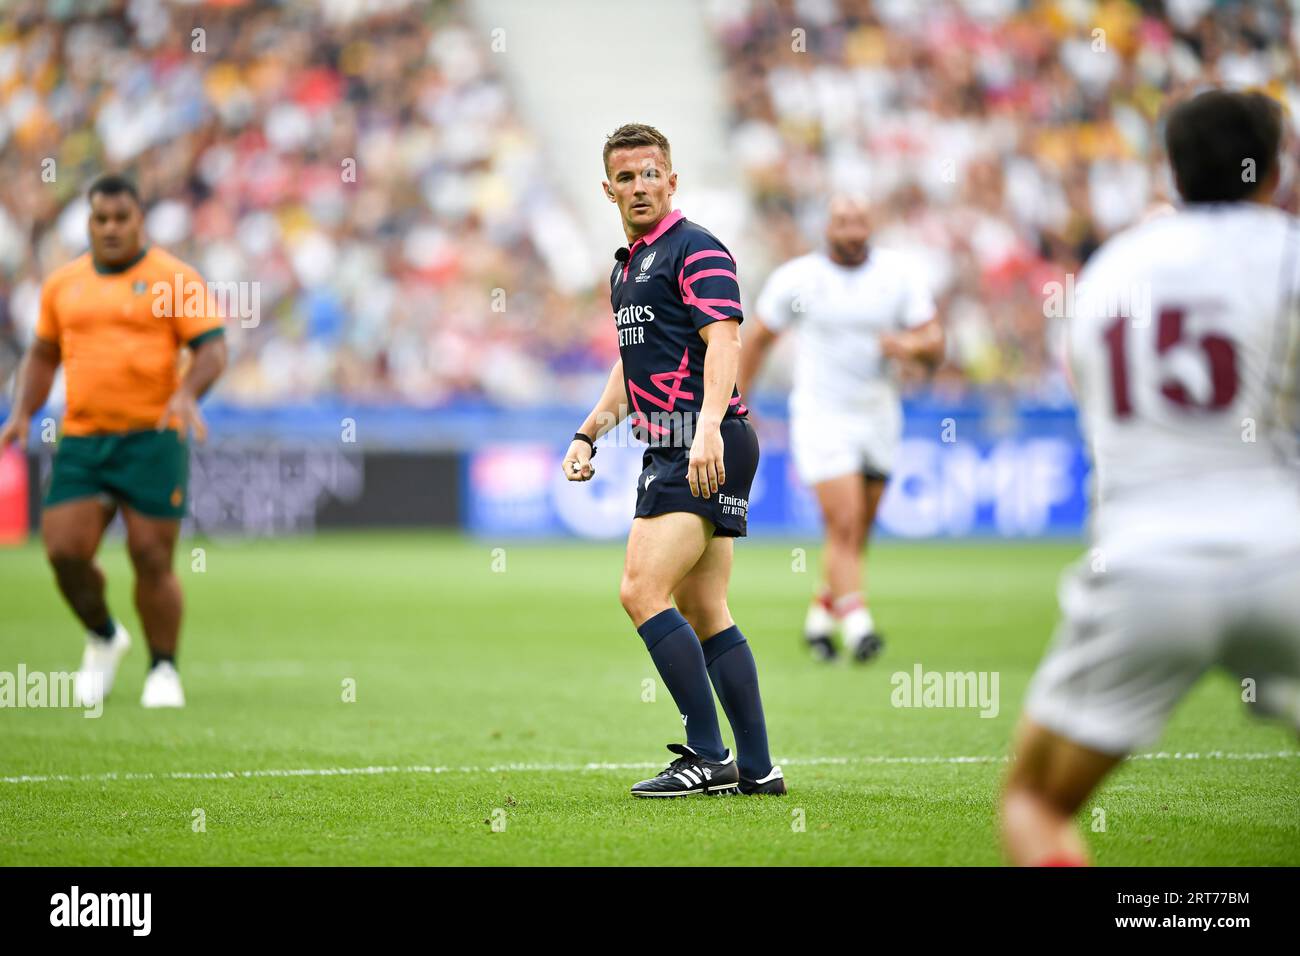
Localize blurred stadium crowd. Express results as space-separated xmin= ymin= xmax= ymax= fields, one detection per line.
xmin=1 ymin=0 xmax=1297 ymax=408
xmin=708 ymin=0 xmax=1300 ymax=398
xmin=0 ymin=0 xmax=608 ymax=408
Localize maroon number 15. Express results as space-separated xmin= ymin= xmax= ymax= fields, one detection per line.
xmin=1101 ymin=308 xmax=1238 ymax=418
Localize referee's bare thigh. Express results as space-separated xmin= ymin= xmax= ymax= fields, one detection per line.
xmin=673 ymin=535 xmax=735 ymax=641
xmin=619 ymin=512 xmax=714 ymax=628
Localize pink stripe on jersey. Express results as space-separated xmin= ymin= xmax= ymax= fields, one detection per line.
xmin=683 ymin=267 xmax=738 ymax=284
xmin=688 ymin=300 xmax=732 ymax=321
xmin=682 ymin=248 xmax=733 ymax=268
xmin=679 ymin=253 xmax=742 ymax=322
xmin=627 ymin=347 xmax=693 ymax=438
xmin=678 ymin=256 xmax=737 ymax=294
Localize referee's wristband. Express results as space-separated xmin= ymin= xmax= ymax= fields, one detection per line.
xmin=573 ymin=432 xmax=597 ymax=457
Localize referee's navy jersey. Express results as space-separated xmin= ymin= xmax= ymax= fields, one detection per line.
xmin=610 ymin=209 xmax=749 ymax=447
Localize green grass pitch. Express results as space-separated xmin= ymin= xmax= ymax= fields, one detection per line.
xmin=0 ymin=532 xmax=1296 ymax=866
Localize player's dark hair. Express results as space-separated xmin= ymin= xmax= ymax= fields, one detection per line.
xmin=87 ymin=173 xmax=141 ymax=207
xmin=1164 ymin=89 xmax=1283 ymax=204
xmin=603 ymin=123 xmax=672 ymax=175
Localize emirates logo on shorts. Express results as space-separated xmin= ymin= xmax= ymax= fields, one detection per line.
xmin=718 ymin=493 xmax=748 ymax=519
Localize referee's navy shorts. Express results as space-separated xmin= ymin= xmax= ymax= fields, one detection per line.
xmin=634 ymin=416 xmax=759 ymax=537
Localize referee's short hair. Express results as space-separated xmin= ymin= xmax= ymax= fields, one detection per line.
xmin=1165 ymin=89 xmax=1283 ymax=204
xmin=603 ymin=124 xmax=671 ymax=175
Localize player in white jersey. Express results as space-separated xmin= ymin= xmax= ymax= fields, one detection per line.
xmin=1002 ymin=90 xmax=1300 ymax=867
xmin=740 ymin=195 xmax=943 ymax=662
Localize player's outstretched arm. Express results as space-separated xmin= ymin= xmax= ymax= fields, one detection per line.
xmin=563 ymin=358 xmax=627 ymax=481
xmin=689 ymin=319 xmax=742 ymax=499
xmin=736 ymin=317 xmax=778 ymax=401
xmin=158 ymin=334 xmax=228 ymax=443
xmin=0 ymin=337 xmax=61 ymax=450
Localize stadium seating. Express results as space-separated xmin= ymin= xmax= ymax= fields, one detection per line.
xmin=1 ymin=0 xmax=1295 ymax=406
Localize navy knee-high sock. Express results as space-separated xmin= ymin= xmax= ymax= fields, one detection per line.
xmin=703 ymin=625 xmax=773 ymax=779
xmin=637 ymin=608 xmax=726 ymax=761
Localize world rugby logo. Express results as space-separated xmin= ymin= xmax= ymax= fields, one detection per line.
xmin=640 ymin=251 xmax=655 ymax=273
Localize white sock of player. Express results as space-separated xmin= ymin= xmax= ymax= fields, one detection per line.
xmin=804 ymin=587 xmax=834 ymax=639
xmin=833 ymin=592 xmax=875 ymax=652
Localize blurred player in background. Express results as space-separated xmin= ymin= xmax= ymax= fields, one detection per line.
xmin=740 ymin=195 xmax=943 ymax=663
xmin=563 ymin=124 xmax=784 ymax=797
xmin=0 ymin=174 xmax=226 ymax=709
xmin=1002 ymin=89 xmax=1300 ymax=866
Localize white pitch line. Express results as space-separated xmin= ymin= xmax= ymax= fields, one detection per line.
xmin=1 ymin=750 xmax=1295 ymax=786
